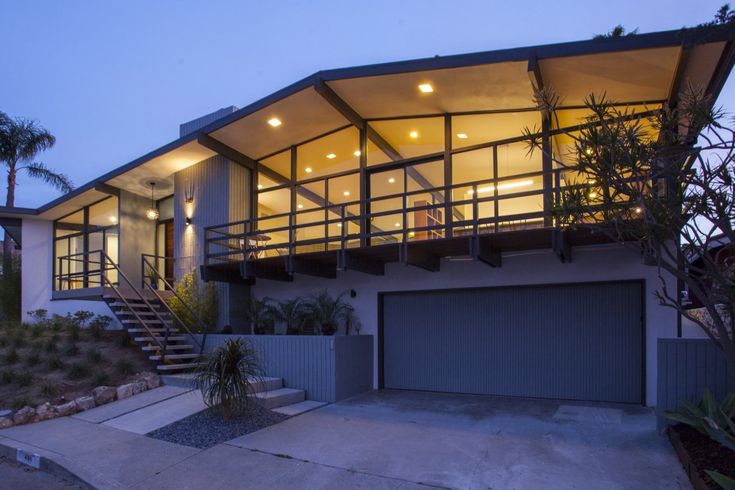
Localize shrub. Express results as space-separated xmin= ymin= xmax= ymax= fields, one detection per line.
xmin=11 ymin=331 xmax=25 ymax=348
xmin=47 ymin=356 xmax=64 ymax=371
xmin=304 ymin=290 xmax=352 ymax=335
xmin=62 ymin=343 xmax=79 ymax=357
xmin=24 ymin=351 xmax=40 ymax=367
xmin=92 ymin=371 xmax=110 ymax=386
xmin=85 ymin=347 xmax=102 ymax=365
xmin=168 ymin=271 xmax=219 ymax=333
xmin=66 ymin=362 xmax=90 ymax=380
xmin=27 ymin=309 xmax=48 ymax=324
xmin=39 ymin=380 xmax=59 ymax=398
xmin=11 ymin=396 xmax=35 ymax=410
xmin=73 ymin=310 xmax=94 ymax=328
xmin=115 ymin=359 xmax=134 ymax=377
xmin=89 ymin=315 xmax=112 ymax=340
xmin=117 ymin=333 xmax=132 ymax=348
xmin=0 ymin=335 xmax=6 ymax=348
xmin=15 ymin=372 xmax=33 ymax=387
xmin=194 ymin=338 xmax=262 ymax=420
xmin=50 ymin=314 xmax=71 ymax=332
xmin=67 ymin=324 xmax=80 ymax=342
xmin=44 ymin=337 xmax=58 ymax=353
xmin=4 ymin=347 xmax=18 ymax=365
xmin=30 ymin=324 xmax=44 ymax=339
xmin=1 ymin=369 xmax=15 ymax=384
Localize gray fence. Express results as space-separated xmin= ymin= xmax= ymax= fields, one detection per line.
xmin=194 ymin=334 xmax=373 ymax=403
xmin=657 ymin=338 xmax=729 ymax=426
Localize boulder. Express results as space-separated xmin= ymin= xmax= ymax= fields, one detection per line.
xmin=92 ymin=386 xmax=116 ymax=405
xmin=34 ymin=402 xmax=56 ymax=422
xmin=12 ymin=406 xmax=35 ymax=425
xmin=0 ymin=416 xmax=13 ymax=429
xmin=55 ymin=401 xmax=77 ymax=417
xmin=74 ymin=396 xmax=96 ymax=411
xmin=138 ymin=372 xmax=160 ymax=390
xmin=131 ymin=380 xmax=147 ymax=395
xmin=116 ymin=383 xmax=134 ymax=400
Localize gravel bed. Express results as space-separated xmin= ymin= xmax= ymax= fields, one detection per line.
xmin=147 ymin=404 xmax=289 ymax=449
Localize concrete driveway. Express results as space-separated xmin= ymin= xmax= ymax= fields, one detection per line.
xmin=226 ymin=390 xmax=689 ymax=489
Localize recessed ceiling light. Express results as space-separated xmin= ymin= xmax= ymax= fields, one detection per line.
xmin=305 ymin=167 xmax=313 ymax=173
xmin=418 ymin=83 xmax=434 ymax=93
xmin=343 ymin=191 xmax=350 ymax=196
xmin=267 ymin=117 xmax=282 ymax=127
xmin=409 ymin=130 xmax=419 ymax=139
xmin=354 ymin=150 xmax=361 ymax=157
xmin=337 ymin=223 xmax=342 ymax=228
xmin=456 ymin=133 xmax=468 ymax=139
xmin=257 ymin=184 xmax=263 ymax=190
xmin=326 ymin=153 xmax=336 ymax=159
xmin=394 ymin=222 xmax=401 ymax=227
xmin=109 ymin=216 xmax=117 ymax=223
xmin=388 ymin=177 xmax=396 ymax=184
xmin=297 ymin=203 xmax=303 ymax=209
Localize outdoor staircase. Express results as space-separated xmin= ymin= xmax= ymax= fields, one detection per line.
xmin=104 ymin=294 xmax=204 ymax=373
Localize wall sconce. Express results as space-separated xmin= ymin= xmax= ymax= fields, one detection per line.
xmin=184 ymin=182 xmax=195 ymax=204
xmin=185 ymin=217 xmax=192 ymax=226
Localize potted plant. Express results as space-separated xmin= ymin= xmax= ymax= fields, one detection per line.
xmin=241 ymin=296 xmax=271 ymax=335
xmin=269 ymin=298 xmax=305 ymax=335
xmin=304 ymin=290 xmax=351 ymax=336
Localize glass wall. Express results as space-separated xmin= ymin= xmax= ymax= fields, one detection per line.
xmin=54 ymin=196 xmax=119 ymax=290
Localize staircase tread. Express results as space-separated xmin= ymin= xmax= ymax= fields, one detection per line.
xmin=272 ymin=400 xmax=327 ymax=416
xmin=255 ymin=387 xmax=305 ymax=399
xmin=141 ymin=345 xmax=193 ymax=351
xmin=156 ymin=362 xmax=206 ymax=371
xmin=149 ymin=353 xmax=200 ymax=360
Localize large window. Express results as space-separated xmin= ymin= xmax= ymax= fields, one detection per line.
xmin=54 ymin=196 xmax=119 ymax=290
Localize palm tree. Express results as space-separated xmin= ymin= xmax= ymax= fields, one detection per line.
xmin=269 ymin=298 xmax=305 ymax=335
xmin=0 ymin=111 xmax=73 ymax=264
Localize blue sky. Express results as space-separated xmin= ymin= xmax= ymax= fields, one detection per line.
xmin=1 ymin=0 xmax=733 ymax=208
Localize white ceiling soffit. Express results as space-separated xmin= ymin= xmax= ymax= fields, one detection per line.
xmin=210 ymin=87 xmax=350 ymax=160
xmin=105 ymin=140 xmax=216 ymax=198
xmin=37 ymin=188 xmax=111 ymax=220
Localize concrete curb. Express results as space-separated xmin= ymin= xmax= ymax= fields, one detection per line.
xmin=0 ymin=435 xmax=123 ymax=489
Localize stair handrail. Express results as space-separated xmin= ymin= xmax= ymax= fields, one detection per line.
xmin=140 ymin=254 xmax=209 ymax=356
xmin=89 ymin=250 xmax=176 ymax=363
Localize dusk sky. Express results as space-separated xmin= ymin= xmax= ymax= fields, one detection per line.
xmin=2 ymin=0 xmax=733 ymax=208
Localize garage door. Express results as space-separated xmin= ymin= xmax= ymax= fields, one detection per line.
xmin=381 ymin=281 xmax=643 ymax=404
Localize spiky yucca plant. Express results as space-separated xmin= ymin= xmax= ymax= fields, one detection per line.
xmin=194 ymin=338 xmax=263 ymax=419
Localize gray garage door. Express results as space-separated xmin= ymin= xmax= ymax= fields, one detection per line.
xmin=381 ymin=281 xmax=643 ymax=404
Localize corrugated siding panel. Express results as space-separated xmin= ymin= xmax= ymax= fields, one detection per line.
xmin=657 ymin=338 xmax=728 ymax=421
xmin=197 ymin=334 xmax=337 ymax=402
xmin=382 ymin=281 xmax=643 ymax=404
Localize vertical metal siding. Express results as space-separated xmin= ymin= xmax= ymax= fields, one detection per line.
xmin=382 ymin=281 xmax=643 ymax=404
xmin=657 ymin=338 xmax=728 ymax=424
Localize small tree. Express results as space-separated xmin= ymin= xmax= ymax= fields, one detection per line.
xmin=168 ymin=271 xmax=219 ymax=333
xmin=241 ymin=296 xmax=272 ymax=335
xmin=524 ymin=83 xmax=735 ymax=390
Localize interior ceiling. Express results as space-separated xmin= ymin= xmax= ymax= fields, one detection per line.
xmin=105 ymin=140 xmax=215 ymax=198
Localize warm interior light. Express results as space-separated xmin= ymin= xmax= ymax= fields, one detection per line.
xmin=146 ymin=208 xmax=159 ymax=221
xmin=409 ymin=130 xmax=419 ymax=139
xmin=418 ymin=83 xmax=434 ymax=93
xmin=456 ymin=133 xmax=468 ymax=139
xmin=297 ymin=203 xmax=304 ymax=209
xmin=257 ymin=184 xmax=263 ymax=190
xmin=354 ymin=150 xmax=361 ymax=157
xmin=337 ymin=223 xmax=342 ymax=228
xmin=268 ymin=117 xmax=282 ymax=127
xmin=305 ymin=167 xmax=313 ymax=173
xmin=585 ymin=147 xmax=593 ymax=156
xmin=466 ymin=179 xmax=534 ymax=195
xmin=326 ymin=153 xmax=336 ymax=159
xmin=394 ymin=222 xmax=401 ymax=227
xmin=388 ymin=177 xmax=396 ymax=184
xmin=343 ymin=191 xmax=350 ymax=196
xmin=109 ymin=216 xmax=117 ymax=224
xmin=589 ymin=192 xmax=598 ymax=199
xmin=408 ymin=231 xmax=415 ymax=238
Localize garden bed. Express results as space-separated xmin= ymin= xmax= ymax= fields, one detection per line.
xmin=669 ymin=423 xmax=735 ymax=490
xmin=147 ymin=405 xmax=288 ymax=449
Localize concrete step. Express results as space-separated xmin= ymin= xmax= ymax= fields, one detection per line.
xmin=123 ymin=318 xmax=173 ymax=325
xmin=149 ymin=353 xmax=201 ymax=361
xmin=141 ymin=344 xmax=193 ymax=352
xmin=255 ymin=387 xmax=305 ymax=409
xmin=250 ymin=376 xmax=283 ymax=393
xmin=128 ymin=328 xmax=179 ymax=334
xmin=134 ymin=335 xmax=186 ymax=342
xmin=116 ymin=310 xmax=166 ymax=317
xmin=108 ymin=301 xmax=166 ymax=310
xmin=272 ymin=400 xmax=327 ymax=416
xmin=156 ymin=362 xmax=206 ymax=372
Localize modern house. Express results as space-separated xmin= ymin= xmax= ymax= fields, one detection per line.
xmin=5 ymin=25 xmax=735 ymax=405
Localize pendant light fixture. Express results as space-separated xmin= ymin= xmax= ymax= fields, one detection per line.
xmin=146 ymin=181 xmax=159 ymax=221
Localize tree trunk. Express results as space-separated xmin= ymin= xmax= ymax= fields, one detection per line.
xmin=3 ymin=167 xmax=15 ymax=278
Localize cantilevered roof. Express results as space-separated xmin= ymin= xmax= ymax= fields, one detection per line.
xmin=30 ymin=24 xmax=735 ymax=216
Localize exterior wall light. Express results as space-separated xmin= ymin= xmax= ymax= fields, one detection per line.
xmin=146 ymin=181 xmax=159 ymax=221
xmin=185 ymin=217 xmax=192 ymax=226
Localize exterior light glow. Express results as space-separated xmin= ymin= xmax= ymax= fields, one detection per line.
xmin=267 ymin=117 xmax=282 ymax=127
xmin=418 ymin=83 xmax=434 ymax=93
xmin=326 ymin=153 xmax=336 ymax=159
xmin=305 ymin=167 xmax=313 ymax=173
xmin=456 ymin=133 xmax=468 ymax=139
xmin=634 ymin=207 xmax=642 ymax=214
xmin=466 ymin=179 xmax=534 ymax=195
xmin=343 ymin=191 xmax=350 ymax=196
xmin=388 ymin=177 xmax=396 ymax=184
xmin=409 ymin=130 xmax=419 ymax=139
xmin=354 ymin=150 xmax=361 ymax=156
xmin=146 ymin=208 xmax=159 ymax=221
xmin=585 ymin=147 xmax=593 ymax=156
xmin=589 ymin=192 xmax=598 ymax=199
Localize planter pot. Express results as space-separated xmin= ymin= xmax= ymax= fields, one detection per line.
xmin=321 ymin=323 xmax=337 ymax=336
xmin=667 ymin=426 xmax=712 ymax=490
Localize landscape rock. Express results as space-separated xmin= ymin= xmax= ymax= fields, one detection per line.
xmin=12 ymin=406 xmax=35 ymax=425
xmin=0 ymin=416 xmax=13 ymax=429
xmin=0 ymin=409 xmax=11 ymax=418
xmin=92 ymin=386 xmax=116 ymax=405
xmin=139 ymin=372 xmax=161 ymax=390
xmin=74 ymin=396 xmax=96 ymax=411
xmin=131 ymin=380 xmax=147 ymax=395
xmin=55 ymin=401 xmax=77 ymax=417
xmin=34 ymin=402 xmax=56 ymax=422
xmin=116 ymin=383 xmax=134 ymax=400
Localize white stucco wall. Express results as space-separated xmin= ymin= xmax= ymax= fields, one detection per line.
xmin=251 ymin=242 xmax=684 ymax=407
xmin=20 ymin=219 xmax=117 ymax=323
